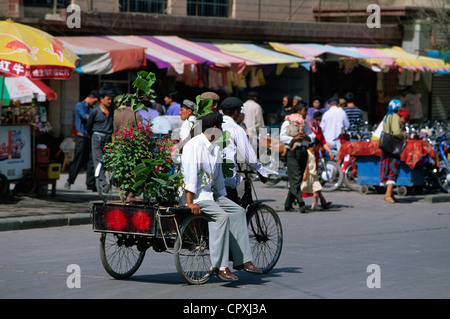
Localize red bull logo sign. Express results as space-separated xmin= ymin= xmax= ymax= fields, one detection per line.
xmin=0 ymin=59 xmax=26 ymax=76
xmin=0 ymin=34 xmax=39 ymax=60
xmin=0 ymin=33 xmax=75 ymax=78
xmin=1 ymin=34 xmax=39 ymax=60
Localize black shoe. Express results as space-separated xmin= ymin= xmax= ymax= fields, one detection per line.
xmin=299 ymin=205 xmax=308 ymax=214
xmin=321 ymin=201 xmax=332 ymax=209
xmin=284 ymin=206 xmax=295 ymax=212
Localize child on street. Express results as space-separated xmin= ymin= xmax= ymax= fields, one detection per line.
xmin=301 ymin=138 xmax=332 ymax=211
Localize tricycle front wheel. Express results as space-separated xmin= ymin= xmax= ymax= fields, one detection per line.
xmin=247 ymin=203 xmax=283 ymax=273
xmin=174 ymin=214 xmax=213 ymax=285
xmin=99 ymin=232 xmax=146 ymax=279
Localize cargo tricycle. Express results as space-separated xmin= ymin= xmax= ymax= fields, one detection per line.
xmin=91 ymin=169 xmax=283 ymax=284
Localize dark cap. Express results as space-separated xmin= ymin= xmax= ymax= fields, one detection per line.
xmin=200 ymin=112 xmax=223 ymax=132
xmin=328 ymin=97 xmax=339 ymax=104
xmin=247 ymin=91 xmax=258 ymax=99
xmin=89 ymin=90 xmax=100 ymax=98
xmin=182 ymin=99 xmax=196 ymax=110
xmin=344 ymin=92 xmax=354 ymax=102
xmin=166 ymin=90 xmax=178 ymax=99
xmin=220 ymin=97 xmax=243 ymax=112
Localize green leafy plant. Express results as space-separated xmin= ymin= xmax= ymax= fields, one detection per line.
xmin=102 ymin=71 xmax=183 ymax=206
xmin=118 ymin=70 xmax=157 ymax=113
xmin=194 ymin=95 xmax=213 ymax=119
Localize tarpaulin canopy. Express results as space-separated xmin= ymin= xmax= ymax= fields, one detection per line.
xmin=199 ymin=42 xmax=311 ymax=73
xmin=425 ymin=50 xmax=450 ymax=74
xmin=147 ymin=36 xmax=248 ymax=73
xmin=374 ymin=46 xmax=450 ymax=73
xmin=57 ymin=36 xmax=147 ymax=74
xmin=105 ymin=35 xmax=197 ymax=74
xmin=271 ymin=42 xmax=370 ymax=60
xmin=270 ymin=42 xmax=450 ymax=73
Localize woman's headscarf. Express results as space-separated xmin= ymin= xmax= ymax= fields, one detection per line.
xmin=384 ymin=99 xmax=402 ymax=122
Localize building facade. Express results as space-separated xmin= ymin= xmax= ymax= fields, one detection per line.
xmin=1 ymin=0 xmax=449 ymax=137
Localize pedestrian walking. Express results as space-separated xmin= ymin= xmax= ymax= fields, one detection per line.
xmin=301 ymin=138 xmax=332 ymax=211
xmin=280 ymin=103 xmax=311 ymax=213
xmin=164 ymin=91 xmax=181 ymax=116
xmin=379 ymin=99 xmax=408 ymax=204
xmin=320 ymin=97 xmax=349 ymax=150
xmin=243 ymin=91 xmax=265 ymax=134
xmin=282 ymin=111 xmax=305 ymax=152
xmin=86 ymin=92 xmax=114 ymax=191
xmin=308 ymin=111 xmax=334 ymax=161
xmin=64 ymin=90 xmax=99 ymax=191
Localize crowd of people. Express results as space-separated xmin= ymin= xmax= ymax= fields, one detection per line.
xmin=278 ymin=92 xmax=411 ymax=206
xmin=62 ymin=86 xmax=410 ymax=281
xmin=64 ymin=86 xmax=410 ymax=207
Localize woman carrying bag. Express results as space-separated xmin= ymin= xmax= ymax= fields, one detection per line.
xmin=379 ymin=99 xmax=408 ymax=204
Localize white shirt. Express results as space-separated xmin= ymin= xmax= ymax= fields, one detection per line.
xmin=180 ymin=133 xmax=227 ymax=204
xmin=179 ymin=115 xmax=196 ymax=142
xmin=320 ymin=106 xmax=349 ymax=149
xmin=280 ymin=119 xmax=313 ymax=146
xmin=243 ymin=99 xmax=265 ymax=132
xmin=222 ymin=115 xmax=267 ymax=189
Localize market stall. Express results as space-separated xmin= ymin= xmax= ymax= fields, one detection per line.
xmin=0 ymin=19 xmax=77 ymax=197
xmin=336 ymin=139 xmax=439 ymax=195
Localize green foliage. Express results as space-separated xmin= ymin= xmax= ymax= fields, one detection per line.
xmin=194 ymin=95 xmax=213 ymax=119
xmin=118 ymin=71 xmax=157 ymax=113
xmin=103 ymin=71 xmax=183 ymax=206
xmin=103 ymin=124 xmax=183 ymax=205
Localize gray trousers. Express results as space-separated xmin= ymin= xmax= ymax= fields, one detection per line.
xmin=91 ymin=132 xmax=111 ymax=187
xmin=196 ymin=194 xmax=252 ymax=269
xmin=285 ymin=147 xmax=307 ymax=208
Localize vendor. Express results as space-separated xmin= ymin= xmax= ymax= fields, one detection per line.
xmin=379 ymin=100 xmax=408 ymax=204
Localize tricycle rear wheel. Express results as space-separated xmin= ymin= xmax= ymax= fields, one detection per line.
xmin=174 ymin=214 xmax=213 ymax=285
xmin=99 ymin=232 xmax=145 ymax=279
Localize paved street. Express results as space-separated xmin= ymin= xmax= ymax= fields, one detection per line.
xmin=0 ymin=172 xmax=449 ymax=300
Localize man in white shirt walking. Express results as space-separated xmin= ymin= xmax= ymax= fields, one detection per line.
xmin=280 ymin=103 xmax=311 ymax=213
xmin=243 ymin=91 xmax=264 ymax=136
xmin=181 ymin=112 xmax=262 ymax=281
xmin=320 ymin=97 xmax=349 ymax=150
xmin=221 ymin=97 xmax=268 ymax=202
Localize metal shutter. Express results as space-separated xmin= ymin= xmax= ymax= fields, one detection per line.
xmin=431 ymin=74 xmax=450 ymax=120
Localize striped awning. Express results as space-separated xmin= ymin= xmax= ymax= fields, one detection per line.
xmin=58 ymin=36 xmax=147 ymax=74
xmin=199 ymin=42 xmax=311 ymax=72
xmin=270 ymin=42 xmax=450 ymax=73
